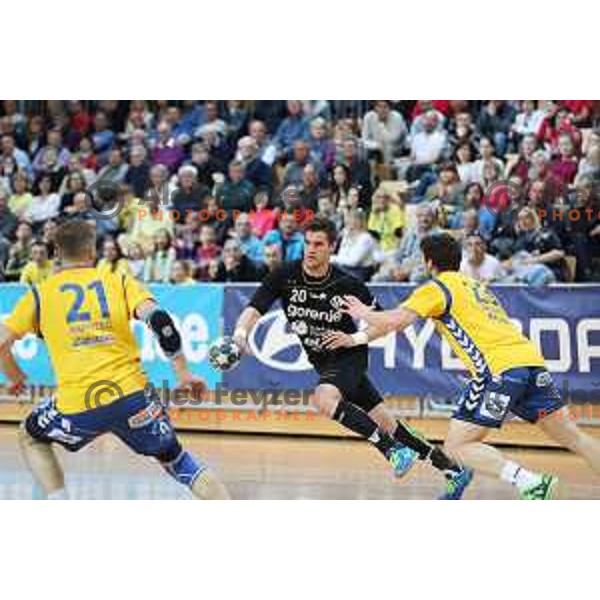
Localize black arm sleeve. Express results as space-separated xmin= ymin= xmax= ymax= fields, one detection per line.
xmin=145 ymin=307 xmax=183 ymax=358
xmin=248 ymin=265 xmax=287 ymax=315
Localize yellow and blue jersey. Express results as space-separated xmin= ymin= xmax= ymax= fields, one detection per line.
xmin=4 ymin=266 xmax=154 ymax=414
xmin=96 ymin=258 xmax=132 ymax=278
xmin=19 ymin=260 xmax=54 ymax=285
xmin=402 ymin=271 xmax=545 ymax=378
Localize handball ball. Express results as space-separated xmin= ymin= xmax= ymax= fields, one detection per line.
xmin=208 ymin=336 xmax=242 ymax=371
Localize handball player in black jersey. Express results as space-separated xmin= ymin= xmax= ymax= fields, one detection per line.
xmin=233 ymin=217 xmax=472 ymax=499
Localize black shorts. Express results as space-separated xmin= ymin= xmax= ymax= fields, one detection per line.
xmin=316 ymin=352 xmax=383 ymax=413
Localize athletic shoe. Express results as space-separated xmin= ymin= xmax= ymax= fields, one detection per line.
xmin=387 ymin=444 xmax=418 ymax=478
xmin=439 ymin=467 xmax=473 ymax=500
xmin=519 ymin=474 xmax=559 ymax=500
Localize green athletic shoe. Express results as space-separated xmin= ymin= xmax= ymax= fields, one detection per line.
xmin=439 ymin=467 xmax=473 ymax=500
xmin=519 ymin=474 xmax=559 ymax=500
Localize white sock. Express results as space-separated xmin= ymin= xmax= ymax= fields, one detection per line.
xmin=500 ymin=461 xmax=541 ymax=491
xmin=47 ymin=488 xmax=68 ymax=500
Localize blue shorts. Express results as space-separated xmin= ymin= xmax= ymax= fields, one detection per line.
xmin=24 ymin=390 xmax=182 ymax=463
xmin=453 ymin=367 xmax=566 ymax=428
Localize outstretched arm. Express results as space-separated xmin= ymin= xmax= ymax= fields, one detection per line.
xmin=342 ymin=295 xmax=419 ymax=336
xmin=233 ymin=266 xmax=287 ymax=354
xmin=233 ymin=306 xmax=262 ymax=354
xmin=0 ymin=289 xmax=41 ymax=391
xmin=135 ymin=299 xmax=202 ymax=392
xmin=321 ymin=319 xmax=399 ymax=351
xmin=322 ymin=293 xmax=420 ymax=351
xmin=0 ymin=324 xmax=27 ymax=390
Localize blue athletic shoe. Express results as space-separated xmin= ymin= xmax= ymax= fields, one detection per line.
xmin=439 ymin=467 xmax=473 ymax=500
xmin=387 ymin=444 xmax=418 ymax=478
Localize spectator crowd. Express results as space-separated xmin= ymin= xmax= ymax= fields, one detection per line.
xmin=1 ymin=99 xmax=600 ymax=287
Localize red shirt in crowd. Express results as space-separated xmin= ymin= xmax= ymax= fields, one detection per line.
xmin=550 ymin=158 xmax=579 ymax=186
xmin=511 ymin=159 xmax=532 ymax=185
xmin=70 ymin=111 xmax=93 ymax=134
xmin=195 ymin=243 xmax=221 ymax=281
xmin=538 ymin=117 xmax=581 ymax=151
xmin=560 ymin=100 xmax=594 ymax=120
xmin=411 ymin=101 xmax=451 ymax=120
xmin=79 ymin=153 xmax=97 ymax=171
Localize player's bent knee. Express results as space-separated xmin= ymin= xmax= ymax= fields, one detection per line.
xmin=539 ymin=413 xmax=587 ymax=452
xmin=19 ymin=419 xmax=47 ymax=448
xmin=444 ymin=419 xmax=489 ymax=460
xmin=136 ymin=418 xmax=182 ymax=462
xmin=154 ymin=436 xmax=182 ymax=464
xmin=311 ymin=385 xmax=341 ymax=418
xmin=17 ymin=422 xmax=35 ymax=447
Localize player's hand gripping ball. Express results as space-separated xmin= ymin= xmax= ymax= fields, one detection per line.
xmin=208 ymin=336 xmax=242 ymax=371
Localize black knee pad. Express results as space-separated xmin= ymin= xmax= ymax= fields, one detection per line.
xmin=346 ymin=377 xmax=384 ymax=413
xmin=154 ymin=437 xmax=183 ymax=464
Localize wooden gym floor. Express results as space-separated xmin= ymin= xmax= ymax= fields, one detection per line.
xmin=0 ymin=425 xmax=599 ymax=499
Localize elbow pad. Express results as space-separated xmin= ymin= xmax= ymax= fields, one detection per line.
xmin=145 ymin=308 xmax=182 ymax=358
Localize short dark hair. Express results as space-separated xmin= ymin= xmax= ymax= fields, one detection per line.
xmin=439 ymin=162 xmax=458 ymax=175
xmin=31 ymin=239 xmax=47 ymax=251
xmin=420 ymin=233 xmax=462 ymax=272
xmin=303 ymin=216 xmax=338 ymax=245
xmin=55 ymin=220 xmax=96 ymax=260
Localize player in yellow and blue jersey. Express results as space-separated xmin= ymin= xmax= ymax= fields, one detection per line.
xmin=327 ymin=233 xmax=600 ymax=499
xmin=0 ymin=220 xmax=228 ymax=500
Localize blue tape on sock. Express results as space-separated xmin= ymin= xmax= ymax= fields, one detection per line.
xmin=164 ymin=451 xmax=206 ymax=487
